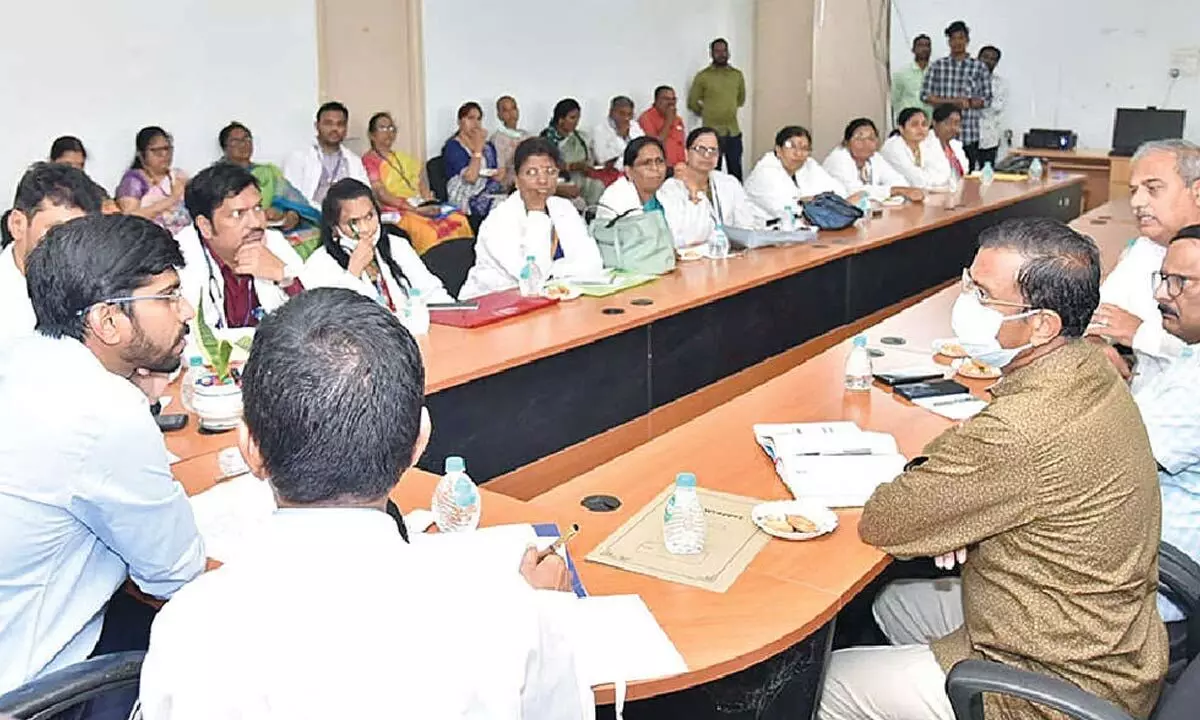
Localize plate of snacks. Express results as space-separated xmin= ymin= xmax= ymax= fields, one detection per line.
xmin=931 ymin=337 xmax=969 ymax=359
xmin=540 ymin=281 xmax=581 ymax=301
xmin=751 ymin=499 xmax=838 ymax=540
xmin=956 ymin=357 xmax=1002 ymax=380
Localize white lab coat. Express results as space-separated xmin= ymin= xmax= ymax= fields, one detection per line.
xmin=139 ymin=508 xmax=593 ymax=720
xmin=822 ymin=146 xmax=910 ymax=202
xmin=176 ymin=226 xmax=344 ymax=331
xmin=979 ymin=74 xmax=1009 ymax=151
xmin=304 ymin=232 xmax=456 ymax=306
xmin=595 ymin=176 xmax=651 ymax=222
xmin=282 ymin=143 xmax=370 ymax=207
xmin=880 ymin=133 xmax=966 ymax=189
xmin=459 ymin=194 xmax=603 ymax=299
xmin=0 ymin=244 xmax=34 ymax=344
xmin=743 ymin=152 xmax=846 ymax=219
xmin=657 ymin=170 xmax=765 ymax=250
xmin=590 ymin=119 xmax=645 ymax=170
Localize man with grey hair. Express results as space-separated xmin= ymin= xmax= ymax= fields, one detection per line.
xmin=819 ymin=217 xmax=1167 ymax=720
xmin=591 ymin=95 xmax=644 ymax=173
xmin=1087 ymin=138 xmax=1200 ymax=387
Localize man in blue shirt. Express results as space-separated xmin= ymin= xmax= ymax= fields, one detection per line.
xmin=0 ymin=214 xmax=206 ymax=695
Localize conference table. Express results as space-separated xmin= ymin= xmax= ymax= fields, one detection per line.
xmin=170 ymin=195 xmax=1136 ymax=717
xmin=165 ymin=175 xmax=1085 ymax=500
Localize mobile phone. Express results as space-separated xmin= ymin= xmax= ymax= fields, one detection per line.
xmin=894 ymin=379 xmax=970 ymax=401
xmin=874 ymin=367 xmax=947 ymax=386
xmin=427 ymin=301 xmax=481 ymax=311
xmin=155 ymin=413 xmax=189 ymax=432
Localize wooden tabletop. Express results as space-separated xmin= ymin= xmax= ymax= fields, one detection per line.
xmin=163 ymin=176 xmax=1085 ymax=465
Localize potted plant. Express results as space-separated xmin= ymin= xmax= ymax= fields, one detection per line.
xmin=187 ymin=300 xmax=252 ymax=431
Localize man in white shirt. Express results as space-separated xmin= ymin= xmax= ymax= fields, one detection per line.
xmin=0 ymin=162 xmax=104 ymax=342
xmin=591 ymin=95 xmax=644 ymax=171
xmin=282 ymin=101 xmax=370 ymax=207
xmin=140 ymin=287 xmax=590 ymax=720
xmin=1133 ymin=225 xmax=1200 ymax=639
xmin=977 ymin=45 xmax=1007 ymax=169
xmin=1087 ymin=139 xmax=1200 ymax=386
xmin=0 ymin=214 xmax=207 ymax=696
xmin=178 ymin=163 xmax=339 ymax=332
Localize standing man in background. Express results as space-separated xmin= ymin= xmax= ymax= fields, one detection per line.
xmin=891 ymin=34 xmax=933 ymax=121
xmin=977 ymin=45 xmax=1008 ymax=169
xmin=688 ymin=38 xmax=747 ymax=180
xmin=921 ymin=20 xmax=992 ymax=170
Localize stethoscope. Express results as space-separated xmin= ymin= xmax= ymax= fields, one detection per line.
xmin=201 ymin=249 xmax=259 ymax=329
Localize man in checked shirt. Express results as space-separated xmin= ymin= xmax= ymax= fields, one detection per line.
xmin=921 ymin=20 xmax=993 ymax=171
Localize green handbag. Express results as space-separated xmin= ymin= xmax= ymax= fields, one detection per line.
xmin=590 ymin=207 xmax=677 ymax=275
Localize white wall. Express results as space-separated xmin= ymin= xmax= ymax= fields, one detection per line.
xmin=0 ymin=0 xmax=320 ymax=202
xmin=890 ymin=0 xmax=1200 ymax=150
xmin=422 ymin=0 xmax=755 ymax=158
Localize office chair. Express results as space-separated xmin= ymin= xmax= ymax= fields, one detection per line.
xmin=945 ymin=542 xmax=1200 ymax=720
xmin=422 ymin=237 xmax=477 ymax=298
xmin=0 ymin=651 xmax=144 ymax=720
xmin=425 ymin=156 xmax=449 ymax=203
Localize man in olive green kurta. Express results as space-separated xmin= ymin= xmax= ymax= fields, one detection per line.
xmin=819 ymin=218 xmax=1167 ymax=720
xmin=688 ymin=38 xmax=746 ymax=180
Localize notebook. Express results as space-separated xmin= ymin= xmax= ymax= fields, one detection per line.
xmin=429 ymin=288 xmax=557 ymax=328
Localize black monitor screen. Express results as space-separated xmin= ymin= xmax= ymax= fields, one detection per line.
xmin=1112 ymin=108 xmax=1187 ymax=155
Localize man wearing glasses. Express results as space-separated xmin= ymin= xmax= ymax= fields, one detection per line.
xmin=0 ymin=214 xmax=207 ymax=697
xmin=0 ymin=162 xmax=105 ymax=343
xmin=1132 ymin=224 xmax=1200 ymax=648
xmin=819 ymin=217 xmax=1167 ymax=720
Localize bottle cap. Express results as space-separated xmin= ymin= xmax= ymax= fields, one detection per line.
xmin=188 ymin=355 xmax=204 ymax=367
xmin=675 ymin=472 xmax=697 ymax=487
xmin=525 ymin=254 xmax=536 ymax=261
xmin=853 ymin=335 xmax=867 ymax=347
xmin=445 ymin=456 xmax=466 ymax=473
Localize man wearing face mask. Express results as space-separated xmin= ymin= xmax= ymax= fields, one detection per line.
xmin=1131 ymin=224 xmax=1200 ymax=652
xmin=459 ymin=137 xmax=602 ymax=299
xmin=177 ymin=163 xmax=344 ymax=334
xmin=1087 ymin=139 xmax=1200 ymax=388
xmin=818 ymin=217 xmax=1166 ymax=720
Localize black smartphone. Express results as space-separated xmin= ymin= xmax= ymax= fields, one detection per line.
xmin=874 ymin=368 xmax=946 ymax=386
xmin=155 ymin=413 xmax=188 ymax=432
xmin=427 ymin=301 xmax=481 ymax=311
xmin=894 ymin=379 xmax=971 ymax=401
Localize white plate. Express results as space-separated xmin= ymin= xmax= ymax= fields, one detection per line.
xmin=881 ymin=195 xmax=907 ymax=207
xmin=931 ymin=337 xmax=969 ymax=359
xmin=751 ymin=499 xmax=839 ymax=541
xmin=540 ymin=282 xmax=582 ymax=301
xmin=478 ymin=168 xmax=497 ymax=178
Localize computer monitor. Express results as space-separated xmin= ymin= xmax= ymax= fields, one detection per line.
xmin=1111 ymin=108 xmax=1187 ymax=156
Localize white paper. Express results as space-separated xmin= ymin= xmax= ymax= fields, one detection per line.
xmin=753 ymin=421 xmax=862 ymax=459
xmin=913 ymin=394 xmax=988 ymax=420
xmin=771 ymin=430 xmax=898 ymax=458
xmin=409 ymin=524 xmax=559 ymax=580
xmin=188 ymin=474 xmax=277 ymax=563
xmin=546 ymin=594 xmax=687 ymax=687
xmin=780 ymin=454 xmax=907 ymax=507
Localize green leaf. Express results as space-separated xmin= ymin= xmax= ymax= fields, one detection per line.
xmin=214 ymin=341 xmax=234 ymax=383
xmin=234 ymin=336 xmax=253 ymax=353
xmin=194 ymin=294 xmax=236 ymax=383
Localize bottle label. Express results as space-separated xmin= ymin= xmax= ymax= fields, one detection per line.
xmin=664 ymin=494 xmax=677 ymax=523
xmin=452 ymin=476 xmax=477 ymax=507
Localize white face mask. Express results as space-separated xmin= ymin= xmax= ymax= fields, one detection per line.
xmin=337 ymin=223 xmax=381 ymax=253
xmin=950 ymin=292 xmax=1039 ymax=368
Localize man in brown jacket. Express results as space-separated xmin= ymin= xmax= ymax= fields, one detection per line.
xmin=819 ymin=218 xmax=1168 ymax=720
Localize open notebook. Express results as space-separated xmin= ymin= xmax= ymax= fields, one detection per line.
xmin=753 ymin=422 xmax=907 ymax=507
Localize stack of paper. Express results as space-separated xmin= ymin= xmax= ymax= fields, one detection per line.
xmin=188 ymin=474 xmax=277 ymax=563
xmin=912 ymin=394 xmax=987 ymax=420
xmin=753 ymin=422 xmax=907 ymax=507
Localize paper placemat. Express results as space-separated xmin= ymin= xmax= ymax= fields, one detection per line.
xmin=573 ymin=272 xmax=658 ymax=297
xmin=585 ymin=485 xmax=769 ymax=593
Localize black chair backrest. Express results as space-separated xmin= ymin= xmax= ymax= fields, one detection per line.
xmin=1159 ymin=541 xmax=1200 ymax=680
xmin=946 ymin=659 xmax=1133 ymax=720
xmin=426 ymin=156 xmax=449 ymax=203
xmin=0 ymin=651 xmax=145 ymax=720
xmin=421 ymin=237 xmax=477 ymax=298
xmin=1156 ymin=652 xmax=1200 ymax=720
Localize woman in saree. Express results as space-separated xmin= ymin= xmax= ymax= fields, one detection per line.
xmin=361 ymin=112 xmax=473 ymax=255
xmin=115 ymin=126 xmax=191 ymax=235
xmin=219 ymin=121 xmax=323 ymax=257
xmin=540 ymin=98 xmax=603 ymax=209
xmin=441 ymin=101 xmax=508 ymax=220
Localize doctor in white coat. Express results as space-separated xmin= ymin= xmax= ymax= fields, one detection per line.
xmin=595 ymin=136 xmax=669 ymax=221
xmin=283 ymin=101 xmax=370 ymax=207
xmin=882 ymin=107 xmax=949 ymax=190
xmin=304 ymin=178 xmax=455 ymax=313
xmin=178 ymin=163 xmax=346 ymax=333
xmin=460 ymin=137 xmax=603 ymax=299
xmin=823 ymin=118 xmax=924 ymax=203
xmin=657 ymin=126 xmax=765 ymax=254
xmin=744 ymin=125 xmax=854 ymax=220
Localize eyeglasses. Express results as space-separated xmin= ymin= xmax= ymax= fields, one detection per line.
xmin=850 ymin=133 xmax=877 ymax=143
xmin=228 ymin=205 xmax=266 ymax=221
xmin=633 ymin=157 xmax=667 ymax=169
xmin=76 ymin=289 xmax=186 ymax=317
xmin=783 ymin=141 xmax=811 ymax=152
xmin=375 ymin=124 xmax=397 ymax=132
xmin=522 ymin=166 xmax=561 ymax=179
xmin=226 ymin=135 xmax=252 ymax=145
xmin=690 ymin=146 xmax=720 ymax=158
xmin=960 ymin=269 xmax=1030 ymax=309
xmin=146 ymin=145 xmax=173 ymax=155
xmin=1153 ymin=271 xmax=1197 ymax=299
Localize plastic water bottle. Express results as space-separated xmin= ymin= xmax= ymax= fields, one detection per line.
xmin=432 ymin=456 xmax=481 ymax=532
xmin=403 ymin=287 xmax=430 ymax=335
xmin=1028 ymin=157 xmax=1044 ymax=183
xmin=980 ymin=161 xmax=995 ymax=191
xmin=844 ymin=335 xmax=873 ymax=391
xmin=857 ymin=195 xmax=872 ymax=228
xmin=707 ymin=223 xmax=730 ymax=259
xmin=782 ymin=204 xmax=797 ymax=232
xmin=518 ymin=254 xmax=543 ymax=297
xmin=663 ymin=472 xmax=706 ymax=555
xmin=180 ymin=355 xmax=205 ymax=412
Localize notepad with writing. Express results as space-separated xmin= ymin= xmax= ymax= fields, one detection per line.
xmin=753 ymin=422 xmax=906 ymax=507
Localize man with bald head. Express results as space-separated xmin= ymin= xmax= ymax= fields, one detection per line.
xmin=1088 ymin=139 xmax=1200 ymax=387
